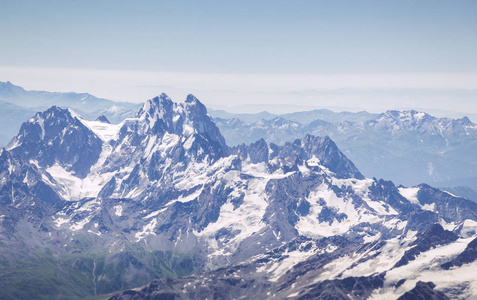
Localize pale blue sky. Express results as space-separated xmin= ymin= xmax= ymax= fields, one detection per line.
xmin=2 ymin=0 xmax=477 ymax=73
xmin=1 ymin=0 xmax=477 ymax=116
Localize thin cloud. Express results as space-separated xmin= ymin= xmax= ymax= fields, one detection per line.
xmin=1 ymin=66 xmax=477 ymax=116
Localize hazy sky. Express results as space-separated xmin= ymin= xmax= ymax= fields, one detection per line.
xmin=1 ymin=0 xmax=477 ymax=115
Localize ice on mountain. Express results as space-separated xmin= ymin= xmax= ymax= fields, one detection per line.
xmin=114 ymin=205 xmax=123 ymax=216
xmin=81 ymin=119 xmax=122 ymax=142
xmin=399 ymin=187 xmax=420 ymax=205
xmin=136 ymin=218 xmax=158 ymax=241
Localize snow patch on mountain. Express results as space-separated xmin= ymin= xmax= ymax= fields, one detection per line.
xmin=46 ymin=162 xmax=115 ymax=200
xmin=295 ymin=181 xmax=384 ymax=238
xmin=136 ymin=218 xmax=158 ymax=241
xmin=336 ymin=177 xmax=398 ymax=215
xmin=342 ymin=237 xmax=410 ymax=278
xmin=268 ymin=247 xmax=320 ymax=282
xmin=81 ymin=118 xmax=122 ymax=142
xmin=114 ymin=205 xmax=123 ymax=216
xmin=460 ymin=220 xmax=477 ymax=238
xmin=374 ymin=236 xmax=477 ymax=299
xmin=194 ymin=175 xmax=269 ymax=261
xmin=399 ymin=187 xmax=420 ymax=204
xmin=166 ymin=187 xmax=203 ymax=206
xmin=242 ymin=162 xmax=295 ymax=179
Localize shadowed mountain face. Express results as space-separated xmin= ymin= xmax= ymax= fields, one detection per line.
xmin=7 ymin=106 xmax=103 ymax=178
xmin=0 ymin=94 xmax=476 ymax=299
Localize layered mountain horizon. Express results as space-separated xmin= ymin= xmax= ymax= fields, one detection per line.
xmin=1 ymin=81 xmax=476 ymax=201
xmin=214 ymin=109 xmax=477 ymax=191
xmin=0 ymin=93 xmax=477 ymax=299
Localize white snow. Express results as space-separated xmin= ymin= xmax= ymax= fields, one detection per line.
xmin=460 ymin=219 xmax=477 ymax=238
xmin=114 ymin=205 xmax=123 ymax=216
xmin=415 ymin=112 xmax=425 ymax=120
xmin=45 ymin=117 xmax=120 ymax=201
xmin=88 ymin=229 xmax=102 ymax=236
xmin=421 ymin=203 xmax=435 ymax=211
xmin=306 ymin=155 xmax=321 ymax=166
xmin=81 ymin=119 xmax=122 ymax=142
xmin=135 ymin=218 xmax=158 ymax=241
xmin=242 ymin=162 xmax=295 ymax=179
xmin=183 ymin=136 xmax=195 ymax=150
xmin=295 ymin=182 xmax=381 ymax=238
xmin=70 ymin=215 xmax=93 ymax=231
xmin=174 ymin=156 xmax=237 ymax=191
xmin=334 ymin=177 xmax=398 ymax=215
xmin=37 ymin=117 xmax=45 ymax=140
xmin=6 ymin=138 xmax=21 ymax=150
xmin=157 ymin=133 xmax=181 ymax=154
xmin=8 ymin=160 xmax=14 ymax=174
xmin=439 ymin=219 xmax=457 ymax=231
xmin=67 ymin=108 xmax=83 ymax=120
xmin=398 ymin=187 xmax=420 ymax=205
xmin=194 ymin=176 xmax=269 ymax=261
xmin=144 ymin=208 xmax=167 ymax=219
xmin=74 ymin=198 xmax=101 ymax=213
xmin=372 ymin=236 xmax=477 ymax=299
xmin=166 ymin=188 xmax=203 ymax=206
xmin=268 ymin=248 xmax=319 ymax=282
xmin=53 ymin=216 xmax=70 ymax=228
xmin=339 ymin=236 xmax=413 ymax=279
xmin=46 ymin=163 xmax=115 ymax=201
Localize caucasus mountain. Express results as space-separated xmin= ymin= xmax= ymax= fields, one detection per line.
xmin=0 ymin=93 xmax=477 ymax=299
xmin=1 ymin=82 xmax=477 ymax=202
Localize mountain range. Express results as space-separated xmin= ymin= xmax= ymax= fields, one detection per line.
xmin=0 ymin=93 xmax=476 ymax=299
xmin=1 ymin=82 xmax=476 ymax=201
xmin=213 ymin=111 xmax=477 ymax=194
xmin=209 ymin=108 xmax=378 ymax=124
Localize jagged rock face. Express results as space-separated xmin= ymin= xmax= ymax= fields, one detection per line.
xmin=1 ymin=95 xmax=477 ymax=299
xmin=232 ymin=135 xmax=363 ymax=180
xmin=0 ymin=149 xmax=62 ymax=206
xmin=97 ymin=93 xmax=229 ymax=201
xmin=7 ymin=106 xmax=103 ymax=178
xmin=96 ymin=115 xmax=110 ymax=124
xmin=416 ymin=184 xmax=477 ymax=222
xmin=135 ymin=93 xmax=227 ymax=150
xmin=287 ymin=135 xmax=364 ymax=179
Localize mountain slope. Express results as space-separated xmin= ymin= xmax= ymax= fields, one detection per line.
xmin=0 ymin=95 xmax=476 ymax=299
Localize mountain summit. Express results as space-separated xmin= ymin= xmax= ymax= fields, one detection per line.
xmin=136 ymin=93 xmax=227 ymax=151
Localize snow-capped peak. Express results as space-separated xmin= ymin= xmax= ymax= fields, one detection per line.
xmin=134 ymin=94 xmax=227 ymax=148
